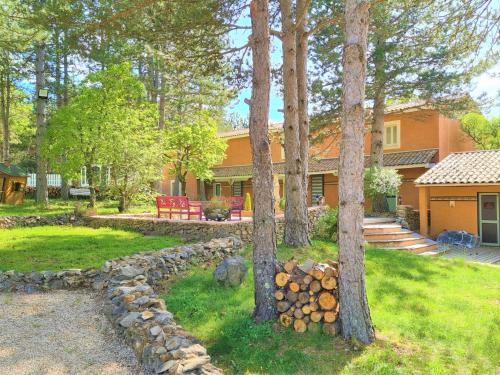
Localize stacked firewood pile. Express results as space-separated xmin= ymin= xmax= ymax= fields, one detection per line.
xmin=275 ymin=258 xmax=339 ymax=335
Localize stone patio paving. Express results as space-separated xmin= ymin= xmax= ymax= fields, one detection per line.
xmin=442 ymin=245 xmax=500 ymax=264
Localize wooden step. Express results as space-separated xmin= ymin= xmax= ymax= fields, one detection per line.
xmin=367 ymin=236 xmax=427 ymax=248
xmin=363 ymin=217 xmax=397 ymax=225
xmin=363 ymin=223 xmax=403 ymax=234
xmin=384 ymin=239 xmax=438 ymax=254
xmin=364 ymin=230 xmax=414 ymax=240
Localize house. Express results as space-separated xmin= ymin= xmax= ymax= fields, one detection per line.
xmin=0 ymin=163 xmax=28 ymax=204
xmin=160 ymin=100 xmax=476 ymax=214
xmin=415 ymin=149 xmax=500 ymax=246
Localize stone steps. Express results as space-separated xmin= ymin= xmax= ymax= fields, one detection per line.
xmin=363 ymin=218 xmax=439 ymax=254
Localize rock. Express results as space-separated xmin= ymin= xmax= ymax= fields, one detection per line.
xmin=150 ymin=325 xmax=162 ymax=336
xmin=142 ymin=310 xmax=155 ymax=320
xmin=119 ymin=312 xmax=141 ymax=328
xmin=182 ymin=356 xmax=211 ymax=372
xmin=213 ymin=256 xmax=247 ymax=287
xmin=156 ymin=360 xmax=176 ymax=374
xmin=118 ymin=265 xmax=145 ymax=279
xmin=165 ymin=336 xmax=187 ymax=351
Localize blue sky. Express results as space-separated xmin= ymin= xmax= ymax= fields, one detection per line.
xmin=226 ymin=11 xmax=500 ymax=122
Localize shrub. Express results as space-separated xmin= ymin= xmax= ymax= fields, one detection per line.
xmin=364 ymin=167 xmax=402 ymax=198
xmin=313 ymin=207 xmax=338 ymax=242
xmin=243 ymin=192 xmax=252 ymax=211
xmin=279 ymin=197 xmax=286 ymax=210
xmin=207 ymin=197 xmax=231 ymax=210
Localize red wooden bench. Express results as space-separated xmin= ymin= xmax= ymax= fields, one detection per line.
xmin=223 ymin=196 xmax=244 ymax=221
xmin=156 ymin=196 xmax=202 ymax=220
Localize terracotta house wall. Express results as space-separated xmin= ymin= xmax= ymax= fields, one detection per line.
xmin=219 ymin=135 xmax=283 ymax=167
xmin=438 ymin=115 xmax=476 ymax=160
xmin=398 ymin=167 xmax=428 ymax=208
xmin=425 ymin=185 xmax=500 ymax=237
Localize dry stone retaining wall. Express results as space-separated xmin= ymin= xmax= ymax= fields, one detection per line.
xmin=0 ymin=214 xmax=81 ymax=229
xmin=0 ymin=237 xmax=242 ymax=374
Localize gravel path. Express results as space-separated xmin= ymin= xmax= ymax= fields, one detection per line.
xmin=0 ymin=290 xmax=143 ymax=375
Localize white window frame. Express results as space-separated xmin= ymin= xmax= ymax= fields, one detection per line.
xmin=214 ymin=183 xmax=222 ymax=197
xmin=383 ymin=121 xmax=401 ymax=149
xmin=170 ymin=180 xmax=182 ymax=195
xmin=80 ymin=166 xmax=88 ymax=187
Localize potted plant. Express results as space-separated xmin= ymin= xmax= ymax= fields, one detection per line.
xmin=204 ymin=197 xmax=231 ymax=221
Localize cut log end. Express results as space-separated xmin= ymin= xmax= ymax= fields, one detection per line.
xmin=275 ymin=272 xmax=290 ymax=287
xmin=294 ymin=319 xmax=307 ymax=333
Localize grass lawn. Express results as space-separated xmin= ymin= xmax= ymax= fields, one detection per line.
xmin=0 ymin=198 xmax=156 ymax=217
xmin=164 ymin=241 xmax=500 ymax=375
xmin=0 ymin=226 xmax=181 ymax=271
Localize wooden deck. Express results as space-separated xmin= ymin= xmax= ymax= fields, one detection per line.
xmin=442 ymin=246 xmax=500 ymax=264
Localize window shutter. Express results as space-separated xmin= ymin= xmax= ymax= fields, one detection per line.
xmin=311 ymin=175 xmax=324 ymax=196
xmin=232 ymin=181 xmax=242 ymax=196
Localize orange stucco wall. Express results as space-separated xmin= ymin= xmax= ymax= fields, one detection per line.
xmin=420 ymin=185 xmax=500 ymax=238
xmin=219 ymin=136 xmax=284 ymax=167
xmin=438 ymin=115 xmax=476 ymax=160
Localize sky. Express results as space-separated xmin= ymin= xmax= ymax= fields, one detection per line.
xmin=226 ymin=11 xmax=500 ymax=122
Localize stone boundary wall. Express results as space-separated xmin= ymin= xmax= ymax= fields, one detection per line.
xmin=85 ymin=206 xmax=328 ymax=243
xmin=0 ymin=237 xmax=242 ymax=374
xmin=0 ymin=214 xmax=81 ymax=229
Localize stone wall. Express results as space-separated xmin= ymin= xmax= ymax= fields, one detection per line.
xmin=1 ymin=237 xmax=242 ymax=374
xmin=85 ymin=206 xmax=327 ymax=243
xmin=0 ymin=214 xmax=80 ymax=229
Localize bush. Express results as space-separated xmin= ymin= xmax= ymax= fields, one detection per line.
xmin=279 ymin=197 xmax=286 ymax=210
xmin=243 ymin=192 xmax=252 ymax=211
xmin=313 ymin=208 xmax=338 ymax=242
xmin=364 ymin=167 xmax=402 ymax=198
xmin=207 ymin=197 xmax=231 ymax=210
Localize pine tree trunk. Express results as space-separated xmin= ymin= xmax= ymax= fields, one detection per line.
xmin=60 ymin=34 xmax=70 ymax=200
xmin=280 ymin=0 xmax=309 ymax=247
xmin=249 ymin=0 xmax=277 ymax=323
xmin=35 ymin=42 xmax=48 ymax=206
xmin=370 ymin=36 xmax=388 ymax=213
xmin=338 ymin=0 xmax=375 ymax=344
xmin=0 ymin=67 xmax=11 ymax=163
xmin=296 ymin=0 xmax=310 ymax=205
xmin=199 ymin=179 xmax=207 ymax=201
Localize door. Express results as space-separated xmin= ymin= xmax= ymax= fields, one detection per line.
xmin=479 ymin=193 xmax=500 ymax=246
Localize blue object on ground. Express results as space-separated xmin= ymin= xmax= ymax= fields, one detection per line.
xmin=436 ymin=230 xmax=480 ymax=249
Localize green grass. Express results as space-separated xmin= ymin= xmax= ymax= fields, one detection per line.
xmin=164 ymin=241 xmax=500 ymax=375
xmin=0 ymin=198 xmax=156 ymax=217
xmin=0 ymin=226 xmax=181 ymax=271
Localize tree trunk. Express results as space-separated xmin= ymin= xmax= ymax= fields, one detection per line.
xmin=0 ymin=66 xmax=11 ymax=163
xmin=338 ymin=0 xmax=375 ymax=344
xmin=35 ymin=42 xmax=48 ymax=206
xmin=249 ymin=0 xmax=277 ymax=323
xmin=158 ymin=74 xmax=165 ymax=130
xmin=370 ymin=36 xmax=388 ymax=213
xmin=280 ymin=0 xmax=309 ymax=247
xmin=296 ymin=0 xmax=309 ymax=196
xmin=199 ymin=179 xmax=207 ymax=201
xmin=118 ymin=194 xmax=130 ymax=213
xmin=60 ymin=33 xmax=70 ymax=200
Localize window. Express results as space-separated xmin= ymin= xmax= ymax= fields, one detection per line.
xmin=311 ymin=175 xmax=324 ymax=205
xmin=12 ymin=181 xmax=24 ymax=192
xmin=232 ymin=181 xmax=242 ymax=197
xmin=80 ymin=166 xmax=88 ymax=187
xmin=384 ymin=121 xmax=400 ymax=149
xmin=170 ymin=180 xmax=182 ymax=195
xmin=214 ymin=183 xmax=222 ymax=197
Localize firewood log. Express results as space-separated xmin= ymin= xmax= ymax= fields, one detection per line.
xmin=298 ymin=292 xmax=309 ymax=304
xmin=321 ymin=276 xmax=337 ymax=290
xmin=324 ymin=266 xmax=337 ymax=278
xmin=285 ymin=308 xmax=294 ymax=317
xmin=275 ymin=272 xmax=290 ymax=287
xmin=294 ymin=319 xmax=307 ymax=333
xmin=293 ymin=308 xmax=304 ymax=319
xmin=303 ymin=275 xmax=313 ymax=284
xmin=310 ymin=311 xmax=323 ymax=323
xmin=279 ymin=313 xmax=293 ymax=327
xmin=309 ymin=302 xmax=319 ymax=312
xmin=275 ymin=289 xmax=285 ymax=300
xmin=310 ymin=280 xmax=322 ymax=293
xmin=284 ymin=259 xmax=298 ymax=273
xmin=277 ymin=301 xmax=291 ymax=313
xmin=295 ymin=301 xmax=303 ymax=308
xmin=312 ymin=263 xmax=329 ymax=280
xmin=301 ymin=304 xmax=311 ymax=315
xmin=322 ymin=322 xmax=339 ymax=336
xmin=309 ymin=296 xmax=315 ymax=303
xmin=300 ymin=283 xmax=308 ymax=291
xmin=303 ymin=315 xmax=310 ymax=324
xmin=286 ymin=290 xmax=298 ymax=303
xmin=289 ymin=282 xmax=300 ymax=293
xmin=318 ymin=291 xmax=337 ymax=310
xmin=323 ymin=310 xmax=338 ymax=323
xmin=298 ymin=259 xmax=315 ymax=275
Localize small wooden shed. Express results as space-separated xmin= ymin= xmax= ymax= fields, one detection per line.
xmin=0 ymin=163 xmax=28 ymax=204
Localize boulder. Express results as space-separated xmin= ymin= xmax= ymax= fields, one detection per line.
xmin=213 ymin=256 xmax=247 ymax=287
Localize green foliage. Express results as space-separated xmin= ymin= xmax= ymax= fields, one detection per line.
xmin=461 ymin=113 xmax=500 ymax=149
xmin=313 ymin=208 xmax=338 ymax=242
xmin=364 ymin=167 xmax=402 ymax=198
xmin=164 ymin=242 xmax=500 ymax=374
xmin=44 ymin=64 xmax=164 ymax=209
xmin=206 ymin=197 xmax=231 ymax=210
xmin=164 ymin=110 xmax=227 ymax=190
xmin=279 ymin=197 xmax=286 ymax=210
xmin=243 ymin=192 xmax=252 ymax=211
xmin=0 ymin=226 xmax=181 ymax=271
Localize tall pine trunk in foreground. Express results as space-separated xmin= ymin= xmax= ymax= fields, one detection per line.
xmin=0 ymin=62 xmax=11 ymax=163
xmin=35 ymin=42 xmax=48 ymax=206
xmin=370 ymin=35 xmax=388 ymax=212
xmin=281 ymin=0 xmax=309 ymax=247
xmin=249 ymin=0 xmax=277 ymax=322
xmin=338 ymin=0 xmax=375 ymax=344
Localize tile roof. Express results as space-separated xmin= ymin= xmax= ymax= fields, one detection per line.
xmin=415 ymin=149 xmax=500 ymax=185
xmin=0 ymin=163 xmax=27 ymax=176
xmin=212 ymin=149 xmax=438 ymax=178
